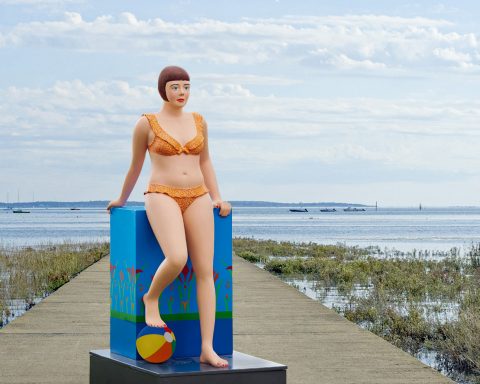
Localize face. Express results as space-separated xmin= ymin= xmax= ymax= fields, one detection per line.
xmin=165 ymin=80 xmax=190 ymax=107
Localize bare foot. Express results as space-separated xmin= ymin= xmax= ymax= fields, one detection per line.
xmin=199 ymin=346 xmax=229 ymax=368
xmin=142 ymin=294 xmax=167 ymax=328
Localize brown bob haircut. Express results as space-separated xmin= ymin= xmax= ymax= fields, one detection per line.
xmin=158 ymin=65 xmax=190 ymax=102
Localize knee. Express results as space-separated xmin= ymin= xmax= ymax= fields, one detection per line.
xmin=166 ymin=252 xmax=188 ymax=270
xmin=195 ymin=268 xmax=213 ymax=280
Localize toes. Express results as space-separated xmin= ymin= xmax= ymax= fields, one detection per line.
xmin=216 ymin=359 xmax=227 ymax=367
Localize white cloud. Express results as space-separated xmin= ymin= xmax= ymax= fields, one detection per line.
xmin=1 ymin=12 xmax=480 ymax=73
xmin=1 ymin=78 xmax=479 ymax=179
xmin=192 ymin=73 xmax=302 ymax=86
xmin=242 ymin=14 xmax=454 ymax=28
xmin=313 ymin=52 xmax=388 ymax=70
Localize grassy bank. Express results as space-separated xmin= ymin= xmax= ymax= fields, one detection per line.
xmin=233 ymin=237 xmax=480 ymax=382
xmin=0 ymin=241 xmax=110 ymax=327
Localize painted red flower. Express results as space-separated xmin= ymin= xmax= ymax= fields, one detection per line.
xmin=181 ymin=264 xmax=189 ymax=279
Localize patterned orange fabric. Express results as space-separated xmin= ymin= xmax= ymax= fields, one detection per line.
xmin=143 ymin=183 xmax=209 ymax=214
xmin=143 ymin=112 xmax=205 ymax=155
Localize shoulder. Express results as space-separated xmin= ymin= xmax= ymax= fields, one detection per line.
xmin=132 ymin=114 xmax=152 ymax=135
xmin=137 ymin=113 xmax=154 ymax=127
xmin=139 ymin=113 xmax=151 ymax=122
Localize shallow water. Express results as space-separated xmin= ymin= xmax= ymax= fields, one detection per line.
xmin=253 ymin=261 xmax=476 ymax=384
xmin=1 ymin=206 xmax=480 ymax=256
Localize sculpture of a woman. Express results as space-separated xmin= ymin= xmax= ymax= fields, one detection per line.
xmin=107 ymin=65 xmax=231 ymax=367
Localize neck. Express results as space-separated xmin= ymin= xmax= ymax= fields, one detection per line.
xmin=160 ymin=101 xmax=183 ymax=117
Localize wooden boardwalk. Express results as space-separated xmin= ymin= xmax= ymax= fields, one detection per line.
xmin=0 ymin=254 xmax=454 ymax=383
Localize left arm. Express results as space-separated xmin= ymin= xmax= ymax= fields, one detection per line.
xmin=199 ymin=116 xmax=231 ymax=216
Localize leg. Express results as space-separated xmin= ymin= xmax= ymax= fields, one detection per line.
xmin=143 ymin=192 xmax=188 ymax=328
xmin=182 ymin=192 xmax=229 ymax=368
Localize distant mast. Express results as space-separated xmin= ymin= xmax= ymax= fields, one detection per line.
xmin=419 ymin=203 xmax=422 ymax=210
xmin=375 ymin=201 xmax=378 ymax=211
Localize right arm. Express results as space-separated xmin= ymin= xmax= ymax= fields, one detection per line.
xmin=115 ymin=116 xmax=149 ymax=206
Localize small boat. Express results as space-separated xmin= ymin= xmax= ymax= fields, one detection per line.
xmin=70 ymin=207 xmax=80 ymax=210
xmin=13 ymin=189 xmax=30 ymax=213
xmin=320 ymin=208 xmax=336 ymax=212
xmin=289 ymin=208 xmax=308 ymax=212
xmin=343 ymin=207 xmax=365 ymax=212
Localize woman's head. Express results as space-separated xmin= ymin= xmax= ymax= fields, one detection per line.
xmin=158 ymin=65 xmax=190 ymax=106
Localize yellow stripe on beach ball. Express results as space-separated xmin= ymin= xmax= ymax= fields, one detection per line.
xmin=136 ymin=334 xmax=167 ymax=357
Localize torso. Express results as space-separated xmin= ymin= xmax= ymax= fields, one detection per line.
xmin=146 ymin=111 xmax=205 ymax=188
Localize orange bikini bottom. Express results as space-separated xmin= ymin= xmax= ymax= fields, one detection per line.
xmin=144 ymin=183 xmax=209 ymax=214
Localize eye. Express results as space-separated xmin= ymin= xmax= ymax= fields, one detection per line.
xmin=171 ymin=85 xmax=178 ymax=91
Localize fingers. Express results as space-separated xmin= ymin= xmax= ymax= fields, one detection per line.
xmin=217 ymin=204 xmax=231 ymax=217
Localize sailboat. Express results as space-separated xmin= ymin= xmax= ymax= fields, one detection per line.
xmin=13 ymin=188 xmax=30 ymax=213
xmin=4 ymin=192 xmax=12 ymax=210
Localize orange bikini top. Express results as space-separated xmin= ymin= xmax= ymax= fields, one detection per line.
xmin=142 ymin=112 xmax=205 ymax=155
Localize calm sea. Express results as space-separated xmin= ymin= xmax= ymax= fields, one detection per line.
xmin=1 ymin=205 xmax=480 ymax=256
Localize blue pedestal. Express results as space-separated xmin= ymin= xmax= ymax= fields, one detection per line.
xmin=109 ymin=206 xmax=233 ymax=360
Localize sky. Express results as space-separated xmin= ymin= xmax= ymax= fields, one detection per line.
xmin=1 ymin=0 xmax=480 ymax=207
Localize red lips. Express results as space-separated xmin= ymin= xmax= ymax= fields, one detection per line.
xmin=177 ymin=98 xmax=185 ymax=102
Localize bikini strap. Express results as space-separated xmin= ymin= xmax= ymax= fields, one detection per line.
xmin=193 ymin=112 xmax=205 ymax=134
xmin=142 ymin=113 xmax=162 ymax=137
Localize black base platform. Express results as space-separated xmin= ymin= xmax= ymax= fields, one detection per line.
xmin=90 ymin=349 xmax=287 ymax=384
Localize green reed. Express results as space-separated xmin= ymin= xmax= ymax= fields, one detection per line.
xmin=0 ymin=240 xmax=109 ymax=326
xmin=233 ymin=237 xmax=480 ymax=380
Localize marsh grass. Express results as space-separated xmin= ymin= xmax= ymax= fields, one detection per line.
xmin=0 ymin=240 xmax=110 ymax=327
xmin=233 ymin=237 xmax=480 ymax=381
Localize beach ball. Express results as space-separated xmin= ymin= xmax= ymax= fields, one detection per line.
xmin=136 ymin=325 xmax=176 ymax=363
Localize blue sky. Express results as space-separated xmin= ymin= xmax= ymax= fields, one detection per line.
xmin=1 ymin=0 xmax=480 ymax=206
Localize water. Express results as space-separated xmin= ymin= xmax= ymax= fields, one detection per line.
xmin=1 ymin=206 xmax=480 ymax=255
xmin=0 ymin=207 xmax=108 ymax=248
xmin=235 ymin=206 xmax=480 ymax=256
